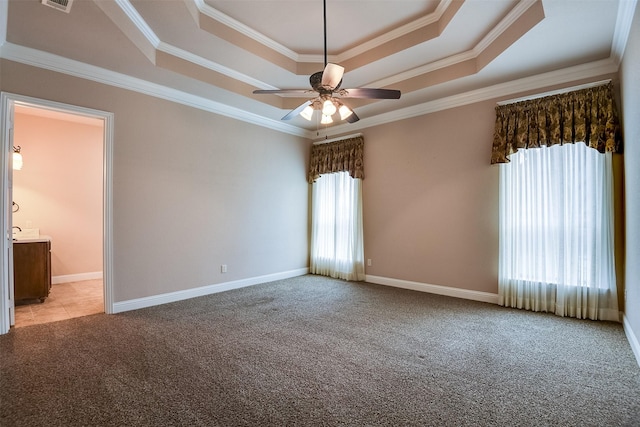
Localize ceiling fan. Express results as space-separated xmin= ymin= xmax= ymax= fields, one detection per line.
xmin=253 ymin=0 xmax=401 ymax=124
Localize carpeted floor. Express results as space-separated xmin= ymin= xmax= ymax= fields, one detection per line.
xmin=1 ymin=275 xmax=639 ymax=426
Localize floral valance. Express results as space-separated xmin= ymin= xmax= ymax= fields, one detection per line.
xmin=308 ymin=136 xmax=364 ymax=183
xmin=491 ymin=82 xmax=622 ymax=164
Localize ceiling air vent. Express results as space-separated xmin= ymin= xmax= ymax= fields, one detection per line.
xmin=41 ymin=0 xmax=73 ymax=13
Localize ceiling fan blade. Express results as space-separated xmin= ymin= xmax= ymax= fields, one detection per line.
xmin=321 ymin=63 xmax=344 ymax=90
xmin=346 ymin=110 xmax=360 ymax=124
xmin=253 ymin=89 xmax=313 ymax=97
xmin=339 ymin=88 xmax=401 ymax=99
xmin=281 ymin=100 xmax=312 ymax=120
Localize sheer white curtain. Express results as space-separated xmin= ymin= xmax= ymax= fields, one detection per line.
xmin=499 ymin=142 xmax=619 ymax=321
xmin=310 ymin=171 xmax=365 ymax=281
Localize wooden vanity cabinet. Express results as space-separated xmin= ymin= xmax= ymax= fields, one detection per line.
xmin=13 ymin=240 xmax=52 ymax=302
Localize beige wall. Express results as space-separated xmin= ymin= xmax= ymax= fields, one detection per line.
xmin=361 ymin=76 xmax=622 ymax=297
xmin=13 ymin=113 xmax=103 ymax=278
xmin=1 ymin=59 xmax=311 ymax=303
xmin=1 ymin=53 xmax=633 ymax=317
xmin=362 ymin=101 xmax=499 ymax=293
xmin=620 ymin=2 xmax=640 ymax=347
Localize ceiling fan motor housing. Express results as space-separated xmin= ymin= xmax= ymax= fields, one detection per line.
xmin=251 ymin=0 xmax=400 ymax=124
xmin=310 ymin=71 xmax=341 ymax=93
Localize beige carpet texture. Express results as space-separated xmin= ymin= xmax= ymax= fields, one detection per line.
xmin=1 ymin=275 xmax=639 ymax=426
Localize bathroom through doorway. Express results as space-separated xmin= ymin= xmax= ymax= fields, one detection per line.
xmin=0 ymin=93 xmax=114 ymax=333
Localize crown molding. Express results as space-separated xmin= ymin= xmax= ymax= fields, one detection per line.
xmin=192 ymin=0 xmax=452 ymax=65
xmin=327 ymin=56 xmax=620 ymax=134
xmin=0 ymin=42 xmax=310 ymax=138
xmin=350 ymin=0 xmax=542 ymax=89
xmin=0 ymin=0 xmax=7 ymax=48
xmin=157 ymin=42 xmax=274 ymax=89
xmin=187 ymin=0 xmax=467 ymax=77
xmin=297 ymin=54 xmax=336 ymax=64
xmin=114 ymin=0 xmax=160 ymax=47
xmin=112 ymin=0 xmax=276 ymax=90
xmin=100 ymin=0 xmax=628 ymax=121
xmin=0 ymin=40 xmax=619 ymax=140
xmin=474 ymin=0 xmax=539 ymax=54
xmin=334 ymin=0 xmax=451 ymax=63
xmin=186 ymin=0 xmax=536 ymax=85
xmin=109 ymin=0 xmax=541 ymax=103
xmin=370 ymin=49 xmax=477 ymax=88
xmin=611 ymin=0 xmax=638 ymax=65
xmin=192 ymin=0 xmax=299 ymax=61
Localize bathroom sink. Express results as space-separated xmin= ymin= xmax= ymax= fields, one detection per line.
xmin=12 ymin=228 xmax=40 ymax=240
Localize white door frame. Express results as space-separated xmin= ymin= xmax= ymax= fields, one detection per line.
xmin=0 ymin=93 xmax=114 ymax=334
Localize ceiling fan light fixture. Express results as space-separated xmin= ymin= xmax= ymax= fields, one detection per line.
xmin=338 ymin=104 xmax=353 ymax=120
xmin=252 ymin=0 xmax=399 ymax=125
xmin=300 ymin=105 xmax=315 ymax=121
xmin=322 ymin=99 xmax=337 ymax=116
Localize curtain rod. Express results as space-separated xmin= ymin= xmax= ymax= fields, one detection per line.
xmin=496 ymin=79 xmax=612 ymax=106
xmin=312 ymin=133 xmax=363 ymax=145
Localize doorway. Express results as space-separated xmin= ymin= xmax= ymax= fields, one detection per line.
xmin=1 ymin=93 xmax=114 ymax=334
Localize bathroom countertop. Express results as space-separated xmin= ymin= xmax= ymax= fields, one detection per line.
xmin=12 ymin=235 xmax=51 ymax=243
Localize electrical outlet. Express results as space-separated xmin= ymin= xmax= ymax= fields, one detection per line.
xmin=367 ymin=259 xmax=372 ymax=266
xmin=221 ymin=264 xmax=227 ymax=273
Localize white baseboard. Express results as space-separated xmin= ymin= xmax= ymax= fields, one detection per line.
xmin=365 ymin=275 xmax=500 ymax=305
xmin=52 ymin=271 xmax=103 ymax=285
xmin=112 ymin=268 xmax=309 ymax=314
xmin=623 ymin=314 xmax=640 ymax=368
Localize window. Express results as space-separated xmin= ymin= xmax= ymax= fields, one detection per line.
xmin=310 ymin=171 xmax=364 ymax=281
xmin=498 ymin=142 xmax=619 ymax=321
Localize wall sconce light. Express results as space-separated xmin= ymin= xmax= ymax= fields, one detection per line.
xmin=13 ymin=146 xmax=23 ymax=170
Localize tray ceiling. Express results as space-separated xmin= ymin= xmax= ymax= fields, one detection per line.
xmin=1 ymin=0 xmax=632 ymax=137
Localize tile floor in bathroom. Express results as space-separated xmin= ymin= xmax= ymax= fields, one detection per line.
xmin=13 ymin=279 xmax=103 ymax=328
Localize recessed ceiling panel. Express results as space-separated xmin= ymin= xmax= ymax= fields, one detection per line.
xmin=205 ymin=0 xmax=439 ymax=54
xmin=3 ymin=0 xmax=627 ymax=132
